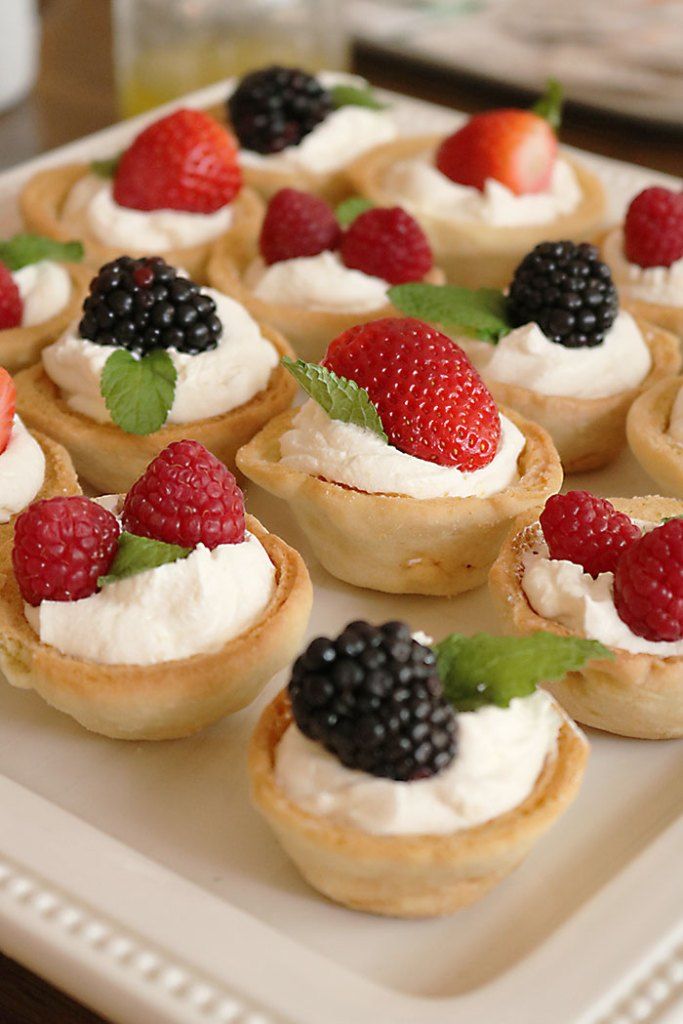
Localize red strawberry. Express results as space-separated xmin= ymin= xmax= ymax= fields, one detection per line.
xmin=122 ymin=440 xmax=245 ymax=549
xmin=623 ymin=187 xmax=683 ymax=269
xmin=0 ymin=262 xmax=23 ymax=330
xmin=113 ymin=109 xmax=242 ymax=214
xmin=0 ymin=367 xmax=15 ymax=456
xmin=436 ymin=110 xmax=557 ymax=195
xmin=259 ymin=188 xmax=340 ymax=265
xmin=13 ymin=497 xmax=120 ymax=606
xmin=340 ymin=207 xmax=433 ymax=284
xmin=323 ymin=317 xmax=501 ymax=470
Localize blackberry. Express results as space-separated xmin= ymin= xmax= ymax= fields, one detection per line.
xmin=507 ymin=240 xmax=619 ymax=348
xmin=227 ymin=66 xmax=333 ymax=155
xmin=79 ymin=256 xmax=222 ymax=357
xmin=289 ymin=620 xmax=458 ymax=782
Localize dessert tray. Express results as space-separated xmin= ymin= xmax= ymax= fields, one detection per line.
xmin=1 ymin=80 xmax=682 ymax=1024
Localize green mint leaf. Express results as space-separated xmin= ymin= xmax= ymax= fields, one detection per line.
xmin=91 ymin=153 xmax=122 ymax=178
xmin=0 ymin=233 xmax=83 ymax=270
xmin=336 ymin=196 xmax=374 ymax=227
xmin=435 ymin=631 xmax=613 ymax=712
xmin=330 ymin=83 xmax=386 ymax=111
xmin=98 ymin=531 xmax=191 ymax=587
xmin=282 ymin=356 xmax=387 ymax=441
xmin=389 ymin=282 xmax=510 ymax=343
xmin=100 ymin=348 xmax=177 ymax=435
xmin=532 ymin=78 xmax=564 ymax=132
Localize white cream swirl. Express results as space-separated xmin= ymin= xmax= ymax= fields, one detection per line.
xmin=0 ymin=416 xmax=45 ymax=523
xmin=245 ymin=251 xmax=389 ymax=313
xmin=14 ymin=261 xmax=72 ymax=327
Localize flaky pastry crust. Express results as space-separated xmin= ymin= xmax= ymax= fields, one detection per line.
xmin=14 ymin=324 xmax=296 ymax=494
xmin=19 ymin=163 xmax=263 ymax=281
xmin=627 ymin=375 xmax=683 ymax=496
xmin=347 ymin=136 xmax=607 ymax=288
xmin=206 ymin=230 xmax=446 ymax=362
xmin=249 ymin=688 xmax=587 ymax=918
xmin=489 ymin=496 xmax=683 ymax=739
xmin=0 ymin=515 xmax=312 ymax=740
xmin=236 ymin=405 xmax=562 ymax=596
xmin=473 ymin=320 xmax=681 ymax=473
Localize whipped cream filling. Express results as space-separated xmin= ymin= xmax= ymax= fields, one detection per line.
xmin=25 ymin=530 xmax=276 ymax=665
xmin=42 ymin=290 xmax=279 ymax=425
xmin=0 ymin=415 xmax=45 ymax=523
xmin=14 ymin=261 xmax=71 ymax=327
xmin=61 ymin=174 xmax=234 ymax=250
xmin=275 ymin=690 xmax=562 ymax=836
xmin=279 ymin=400 xmax=525 ymax=499
xmin=382 ymin=156 xmax=582 ymax=228
xmin=522 ymin=526 xmax=683 ymax=656
xmin=238 ymin=73 xmax=396 ymax=175
xmin=668 ymin=384 xmax=683 ymax=444
xmin=245 ymin=251 xmax=389 ymax=313
xmin=461 ymin=311 xmax=651 ymax=399
xmin=603 ymin=227 xmax=683 ymax=308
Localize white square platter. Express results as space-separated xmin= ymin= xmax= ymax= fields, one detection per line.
xmin=0 ymin=79 xmax=682 ymax=1024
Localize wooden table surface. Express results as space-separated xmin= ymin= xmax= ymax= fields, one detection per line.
xmin=1 ymin=3 xmax=681 ymax=1023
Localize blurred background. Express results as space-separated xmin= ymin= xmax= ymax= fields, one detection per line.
xmin=0 ymin=0 xmax=680 ymax=175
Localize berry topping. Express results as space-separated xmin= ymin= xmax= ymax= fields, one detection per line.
xmin=0 ymin=367 xmax=16 ymax=456
xmin=227 ymin=66 xmax=333 ymax=155
xmin=323 ymin=317 xmax=501 ymax=470
xmin=0 ymin=261 xmax=23 ymax=330
xmin=507 ymin=240 xmax=618 ymax=348
xmin=113 ymin=109 xmax=242 ymax=214
xmin=259 ymin=188 xmax=341 ymax=266
xmin=623 ymin=187 xmax=683 ymax=269
xmin=340 ymin=206 xmax=433 ymax=285
xmin=540 ymin=491 xmax=640 ymax=578
xmin=122 ymin=440 xmax=245 ymax=550
xmin=13 ymin=497 xmax=120 ymax=606
xmin=436 ymin=109 xmax=557 ymax=195
xmin=289 ymin=620 xmax=458 ymax=781
xmin=614 ymin=518 xmax=683 ymax=642
xmin=79 ymin=256 xmax=222 ymax=356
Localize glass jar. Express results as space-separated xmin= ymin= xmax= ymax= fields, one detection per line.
xmin=113 ymin=0 xmax=350 ymax=118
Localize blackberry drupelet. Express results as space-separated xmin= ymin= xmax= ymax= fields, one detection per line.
xmin=227 ymin=66 xmax=333 ymax=155
xmin=79 ymin=256 xmax=223 ymax=357
xmin=289 ymin=620 xmax=458 ymax=782
xmin=507 ymin=240 xmax=619 ymax=348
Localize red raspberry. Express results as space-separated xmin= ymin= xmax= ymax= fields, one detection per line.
xmin=540 ymin=491 xmax=640 ymax=578
xmin=113 ymin=109 xmax=242 ymax=214
xmin=340 ymin=207 xmax=433 ymax=285
xmin=122 ymin=440 xmax=245 ymax=549
xmin=0 ymin=261 xmax=22 ymax=330
xmin=614 ymin=518 xmax=683 ymax=642
xmin=323 ymin=317 xmax=501 ymax=470
xmin=259 ymin=188 xmax=341 ymax=265
xmin=0 ymin=367 xmax=16 ymax=456
xmin=13 ymin=497 xmax=120 ymax=606
xmin=436 ymin=109 xmax=557 ymax=195
xmin=623 ymin=187 xmax=683 ymax=269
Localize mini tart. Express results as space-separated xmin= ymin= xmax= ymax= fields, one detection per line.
xmin=489 ymin=496 xmax=683 ymax=740
xmin=249 ymin=688 xmax=587 ymax=918
xmin=236 ymin=405 xmax=562 ymax=597
xmin=19 ymin=164 xmax=263 ymax=281
xmin=626 ymin=375 xmax=683 ymax=495
xmin=347 ymin=136 xmax=606 ymax=288
xmin=0 ymin=430 xmax=80 ymax=563
xmin=0 ymin=514 xmax=312 ymax=740
xmin=14 ymin=325 xmax=297 ymax=494
xmin=0 ymin=262 xmax=91 ymax=375
xmin=206 ymin=231 xmax=447 ymax=363
xmin=470 ymin=319 xmax=681 ymax=474
xmin=599 ymin=229 xmax=683 ymax=339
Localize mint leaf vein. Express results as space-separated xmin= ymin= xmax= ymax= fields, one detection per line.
xmin=100 ymin=348 xmax=177 ymax=436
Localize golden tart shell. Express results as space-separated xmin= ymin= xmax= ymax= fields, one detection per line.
xmin=236 ymin=404 xmax=563 ymax=597
xmin=347 ymin=136 xmax=607 ymax=288
xmin=0 ymin=515 xmax=312 ymax=740
xmin=489 ymin=496 xmax=683 ymax=739
xmin=627 ymin=375 xmax=683 ymax=496
xmin=248 ymin=688 xmax=588 ymax=918
xmin=14 ymin=323 xmax=296 ymax=494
